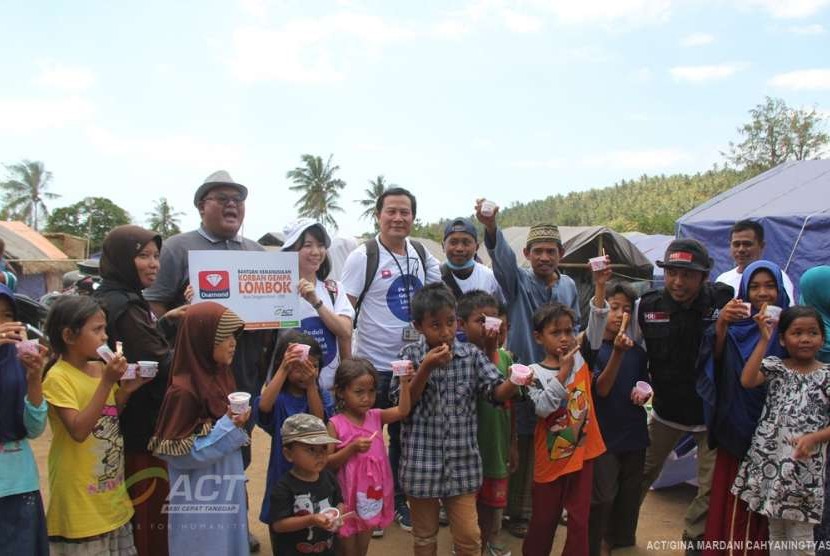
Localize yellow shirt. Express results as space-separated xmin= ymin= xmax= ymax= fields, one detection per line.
xmin=42 ymin=360 xmax=133 ymax=539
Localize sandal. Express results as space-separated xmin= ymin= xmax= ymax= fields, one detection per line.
xmin=507 ymin=520 xmax=529 ymax=538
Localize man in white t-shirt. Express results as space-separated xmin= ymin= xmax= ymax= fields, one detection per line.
xmin=341 ymin=186 xmax=441 ymax=533
xmin=440 ymin=217 xmax=505 ymax=303
xmin=715 ymin=219 xmax=795 ymax=302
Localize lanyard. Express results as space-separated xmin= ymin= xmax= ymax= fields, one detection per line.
xmin=378 ymin=238 xmax=413 ymax=317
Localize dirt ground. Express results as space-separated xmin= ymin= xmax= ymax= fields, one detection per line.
xmin=31 ymin=426 xmax=694 ymax=555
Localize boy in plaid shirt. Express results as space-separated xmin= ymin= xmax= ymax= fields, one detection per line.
xmin=392 ymin=283 xmax=521 ymax=556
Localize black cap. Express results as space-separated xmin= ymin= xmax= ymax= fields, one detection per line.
xmin=656 ymin=238 xmax=712 ymax=272
xmin=443 ymin=218 xmax=478 ymax=242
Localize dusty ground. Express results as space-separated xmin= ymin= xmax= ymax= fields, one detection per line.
xmin=31 ymin=427 xmax=694 ymax=555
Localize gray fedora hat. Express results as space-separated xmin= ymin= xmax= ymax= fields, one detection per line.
xmin=193 ymin=170 xmax=249 ymax=206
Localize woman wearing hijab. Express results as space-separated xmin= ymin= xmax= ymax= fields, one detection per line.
xmin=800 ymin=266 xmax=830 ymax=554
xmin=94 ymin=225 xmax=187 ymax=556
xmin=148 ymin=302 xmax=250 ymax=555
xmin=0 ymin=283 xmax=49 ymax=555
xmin=700 ymin=260 xmax=790 ymax=554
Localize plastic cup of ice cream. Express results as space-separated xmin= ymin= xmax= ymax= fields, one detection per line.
xmin=122 ymin=364 xmax=138 ymax=380
xmin=764 ymin=305 xmax=782 ymax=322
xmin=292 ymin=344 xmax=311 ymax=361
xmin=137 ymin=360 xmax=159 ymax=378
xmin=483 ymin=316 xmax=502 ymax=333
xmin=740 ymin=302 xmax=752 ymax=316
xmin=391 ymin=360 xmax=414 ymax=377
xmin=321 ymin=507 xmax=341 ymax=530
xmin=589 ymin=255 xmax=610 ymax=271
xmin=15 ymin=339 xmax=39 ymax=357
xmin=96 ymin=344 xmax=115 ymax=363
xmin=480 ymin=200 xmax=497 ymax=217
xmin=228 ymin=392 xmax=251 ymax=414
xmin=509 ymin=364 xmax=533 ymax=386
xmin=632 ymin=381 xmax=653 ymax=403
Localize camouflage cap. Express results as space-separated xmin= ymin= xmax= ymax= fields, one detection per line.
xmin=281 ymin=413 xmax=340 ymax=446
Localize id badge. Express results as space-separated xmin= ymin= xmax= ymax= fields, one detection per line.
xmin=401 ymin=325 xmax=421 ymax=342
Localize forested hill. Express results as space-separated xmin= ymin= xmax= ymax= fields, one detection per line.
xmin=414 ymin=165 xmax=755 ymax=239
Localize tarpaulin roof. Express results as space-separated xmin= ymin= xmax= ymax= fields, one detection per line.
xmin=0 ymin=221 xmax=73 ymax=274
xmin=676 ymin=160 xmax=830 ymax=290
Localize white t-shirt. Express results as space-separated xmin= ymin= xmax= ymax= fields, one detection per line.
xmin=297 ymin=279 xmax=355 ymax=391
xmin=341 ymin=237 xmax=441 ymax=373
xmin=716 ymin=266 xmax=795 ymax=303
xmin=450 ymin=262 xmax=506 ymax=304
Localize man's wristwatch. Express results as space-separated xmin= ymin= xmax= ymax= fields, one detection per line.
xmin=312 ymin=299 xmax=324 ymax=310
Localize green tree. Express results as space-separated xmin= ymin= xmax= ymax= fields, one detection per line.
xmin=356 ymin=175 xmax=393 ymax=231
xmin=0 ymin=160 xmax=60 ymax=230
xmin=286 ymin=154 xmax=346 ymax=230
xmin=46 ymin=197 xmax=131 ymax=254
xmin=146 ymin=197 xmax=185 ymax=238
xmin=724 ymin=97 xmax=829 ymax=173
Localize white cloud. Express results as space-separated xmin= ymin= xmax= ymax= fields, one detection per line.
xmin=739 ymin=0 xmax=830 ymax=18
xmin=229 ymin=13 xmax=417 ymax=83
xmin=85 ymin=126 xmax=243 ymax=168
xmin=472 ymin=137 xmax=495 ymax=150
xmin=632 ymin=66 xmax=653 ymax=81
xmin=579 ymin=148 xmax=691 ymax=169
xmin=238 ymin=0 xmax=268 ymax=18
xmin=511 ymin=158 xmax=564 ymax=169
xmin=431 ymin=18 xmax=473 ymax=39
xmin=670 ymin=63 xmax=745 ymax=82
xmin=0 ymin=96 xmax=94 ymax=133
xmin=531 ymin=0 xmax=672 ymax=25
xmin=680 ymin=32 xmax=715 ymax=46
xmin=787 ymin=23 xmax=825 ymax=34
xmin=769 ymin=69 xmax=830 ymax=90
xmin=501 ymin=9 xmax=544 ymax=33
xmin=35 ymin=64 xmax=96 ymax=92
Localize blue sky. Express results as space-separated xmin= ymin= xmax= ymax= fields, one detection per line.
xmin=1 ymin=0 xmax=828 ymax=240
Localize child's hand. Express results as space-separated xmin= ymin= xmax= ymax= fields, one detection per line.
xmin=20 ymin=343 xmax=48 ymax=381
xmin=792 ymin=433 xmax=818 ymax=460
xmin=227 ymin=407 xmax=251 ymax=428
xmin=474 ymin=198 xmax=498 ymax=230
xmin=0 ymin=322 xmax=25 ymax=345
xmin=119 ymin=375 xmax=152 ymax=394
xmin=102 ymin=354 xmax=128 ymax=384
xmin=753 ymin=305 xmax=774 ymax=342
xmin=299 ymin=359 xmax=319 ymax=389
xmin=351 ymin=435 xmax=374 ymax=453
xmin=183 ymin=284 xmax=194 ymax=304
xmin=719 ymin=299 xmax=750 ymax=325
xmin=558 ymin=335 xmax=583 ymax=376
xmin=482 ymin=325 xmax=499 ymax=352
xmin=422 ymin=344 xmax=452 ymax=371
xmin=311 ymin=512 xmax=335 ymax=530
xmin=277 ymin=345 xmax=303 ymax=375
xmin=399 ymin=373 xmax=414 ymax=388
xmin=613 ymin=332 xmax=634 ymax=352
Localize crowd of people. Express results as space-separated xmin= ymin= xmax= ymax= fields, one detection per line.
xmin=0 ymin=170 xmax=829 ymax=556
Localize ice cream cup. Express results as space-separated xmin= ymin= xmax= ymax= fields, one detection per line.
xmin=740 ymin=302 xmax=752 ymax=316
xmin=633 ymin=381 xmax=653 ymax=403
xmin=321 ymin=507 xmax=341 ymax=530
xmin=137 ymin=360 xmax=159 ymax=378
xmin=589 ymin=255 xmax=609 ymax=271
xmin=292 ymin=344 xmax=311 ymax=361
xmin=483 ymin=316 xmax=502 ymax=333
xmin=391 ymin=360 xmax=414 ymax=377
xmin=480 ymin=200 xmax=497 ymax=217
xmin=764 ymin=305 xmax=782 ymax=321
xmin=15 ymin=339 xmax=39 ymax=357
xmin=122 ymin=364 xmax=138 ymax=380
xmin=97 ymin=344 xmax=115 ymax=363
xmin=228 ymin=391 xmax=252 ymax=414
xmin=509 ymin=364 xmax=533 ymax=386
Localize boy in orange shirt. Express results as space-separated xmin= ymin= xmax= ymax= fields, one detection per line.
xmin=523 ymin=303 xmax=606 ymax=556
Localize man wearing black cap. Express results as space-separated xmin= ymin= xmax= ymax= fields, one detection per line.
xmin=589 ymin=238 xmax=733 ymax=554
xmin=441 ymin=217 xmax=503 ymax=301
xmin=144 ymin=170 xmax=268 ymax=552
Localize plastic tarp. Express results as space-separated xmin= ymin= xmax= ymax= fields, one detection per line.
xmin=624 ymin=232 xmax=674 ymax=283
xmin=676 ymin=160 xmax=830 ymax=289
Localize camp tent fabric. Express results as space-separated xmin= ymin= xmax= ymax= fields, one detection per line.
xmin=624 ymin=232 xmax=674 ymax=283
xmin=676 ymin=160 xmax=830 ymax=290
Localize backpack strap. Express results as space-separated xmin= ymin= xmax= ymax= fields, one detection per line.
xmin=410 ymin=240 xmax=428 ymax=275
xmin=354 ymin=239 xmax=380 ymax=326
xmin=324 ymin=279 xmax=338 ymax=306
xmin=440 ymin=263 xmax=465 ymax=299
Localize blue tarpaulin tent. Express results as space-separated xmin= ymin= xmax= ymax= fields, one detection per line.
xmin=676 ymin=160 xmax=830 ymax=290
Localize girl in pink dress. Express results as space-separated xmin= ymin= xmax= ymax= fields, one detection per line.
xmin=326 ymin=358 xmax=412 ymax=556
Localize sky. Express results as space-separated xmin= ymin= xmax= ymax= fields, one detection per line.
xmin=1 ymin=0 xmax=829 ymax=241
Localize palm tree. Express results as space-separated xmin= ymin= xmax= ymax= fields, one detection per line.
xmin=0 ymin=160 xmax=60 ymax=230
xmin=146 ymin=197 xmax=185 ymax=238
xmin=356 ymin=176 xmax=394 ymax=231
xmin=286 ymin=154 xmax=346 ymax=230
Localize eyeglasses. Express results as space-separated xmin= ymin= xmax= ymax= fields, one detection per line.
xmin=204 ymin=194 xmax=246 ymax=206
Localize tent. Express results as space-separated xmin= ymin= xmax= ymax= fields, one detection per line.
xmin=624 ymin=232 xmax=674 ymax=286
xmin=676 ymin=160 xmax=830 ymax=290
xmin=0 ymin=221 xmax=76 ymax=298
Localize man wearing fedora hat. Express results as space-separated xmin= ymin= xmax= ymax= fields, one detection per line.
xmin=145 ymin=170 xmax=268 ymax=552
xmin=587 ymin=238 xmax=733 ymax=554
xmin=475 ymin=199 xmax=581 ymax=538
